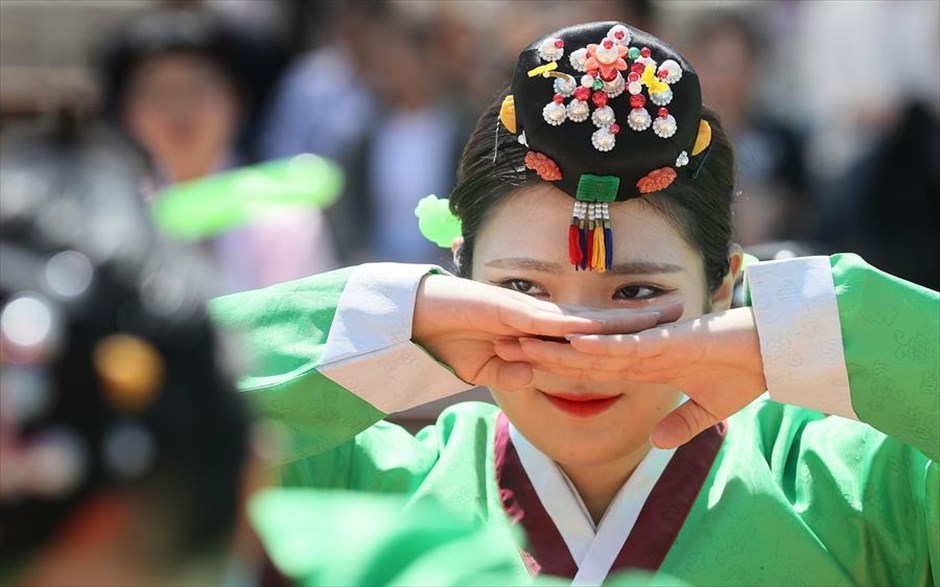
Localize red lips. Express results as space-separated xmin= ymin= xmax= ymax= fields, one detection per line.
xmin=541 ymin=391 xmax=622 ymax=417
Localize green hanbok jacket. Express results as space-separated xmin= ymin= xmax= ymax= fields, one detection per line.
xmin=211 ymin=254 xmax=939 ymax=587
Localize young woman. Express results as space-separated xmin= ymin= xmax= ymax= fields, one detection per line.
xmin=210 ymin=22 xmax=939 ymax=586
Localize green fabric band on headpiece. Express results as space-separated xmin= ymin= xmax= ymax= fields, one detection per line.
xmin=575 ymin=174 xmax=619 ymax=202
xmin=415 ymin=194 xmax=462 ymax=248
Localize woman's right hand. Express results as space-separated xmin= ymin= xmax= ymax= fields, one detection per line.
xmin=412 ymin=274 xmax=680 ymax=391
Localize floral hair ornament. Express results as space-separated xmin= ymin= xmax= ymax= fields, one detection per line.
xmin=415 ymin=194 xmax=462 ymax=248
xmin=501 ymin=21 xmax=707 ymax=271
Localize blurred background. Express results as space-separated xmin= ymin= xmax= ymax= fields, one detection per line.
xmin=1 ymin=0 xmax=939 ymax=426
xmin=0 ymin=5 xmax=938 ymax=584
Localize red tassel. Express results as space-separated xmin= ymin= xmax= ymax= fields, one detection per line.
xmin=585 ymin=226 xmax=595 ymax=270
xmin=568 ymin=224 xmax=581 ymax=267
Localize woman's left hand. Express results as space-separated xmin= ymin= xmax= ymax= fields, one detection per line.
xmin=496 ymin=307 xmax=767 ymax=449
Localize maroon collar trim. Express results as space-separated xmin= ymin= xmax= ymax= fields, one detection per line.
xmin=494 ymin=412 xmax=726 ymax=579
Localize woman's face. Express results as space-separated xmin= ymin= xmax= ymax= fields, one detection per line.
xmin=471 ymin=183 xmax=734 ymax=468
xmin=123 ymin=53 xmax=239 ymax=173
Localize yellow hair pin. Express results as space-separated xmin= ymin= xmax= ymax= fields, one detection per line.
xmin=527 ymin=61 xmax=558 ymax=78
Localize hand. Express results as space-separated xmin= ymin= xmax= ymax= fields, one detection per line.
xmin=497 ymin=307 xmax=766 ymax=448
xmin=412 ymin=274 xmax=682 ymax=391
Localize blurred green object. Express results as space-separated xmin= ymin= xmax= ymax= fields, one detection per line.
xmin=153 ymin=155 xmax=343 ymax=240
xmin=741 ymin=252 xmax=760 ymax=269
xmin=415 ymin=194 xmax=463 ymax=248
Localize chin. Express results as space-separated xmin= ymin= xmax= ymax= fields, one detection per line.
xmin=548 ymin=434 xmax=649 ymax=468
xmin=514 ymin=408 xmax=653 ymax=467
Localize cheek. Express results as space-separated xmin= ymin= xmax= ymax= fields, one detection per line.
xmin=125 ymin=107 xmax=166 ymax=146
xmin=199 ymin=97 xmax=238 ymax=139
xmin=678 ymin=287 xmax=710 ymax=320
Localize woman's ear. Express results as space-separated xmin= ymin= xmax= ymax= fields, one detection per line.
xmin=451 ymin=237 xmax=464 ymax=267
xmin=710 ymin=243 xmax=744 ymax=311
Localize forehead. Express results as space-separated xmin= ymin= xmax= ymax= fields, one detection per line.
xmin=473 ymin=183 xmax=700 ymax=269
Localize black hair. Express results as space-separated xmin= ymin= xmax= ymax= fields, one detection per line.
xmin=450 ymin=89 xmax=734 ymax=292
xmin=0 ymin=120 xmax=248 ymax=570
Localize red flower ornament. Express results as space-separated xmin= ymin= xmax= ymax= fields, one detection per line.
xmin=525 ymin=151 xmax=563 ymax=181
xmin=585 ymin=39 xmax=628 ymax=82
xmin=636 ymin=167 xmax=677 ymax=193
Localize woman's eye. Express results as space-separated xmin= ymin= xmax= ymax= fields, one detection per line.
xmin=614 ymin=284 xmax=666 ymax=300
xmin=496 ymin=279 xmax=548 ymax=297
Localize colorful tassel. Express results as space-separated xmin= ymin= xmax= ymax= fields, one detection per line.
xmin=568 ymin=200 xmax=616 ymax=272
xmin=586 ymin=226 xmax=595 ymax=270
xmin=602 ymin=203 xmax=612 ymax=271
xmin=592 ymin=224 xmax=605 ymax=271
xmin=578 ymin=218 xmax=588 ymax=270
xmin=604 ymin=226 xmax=613 ymax=270
xmin=568 ymin=223 xmax=581 ymax=267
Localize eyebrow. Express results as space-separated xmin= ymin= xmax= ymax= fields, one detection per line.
xmin=484 ymin=258 xmax=685 ymax=275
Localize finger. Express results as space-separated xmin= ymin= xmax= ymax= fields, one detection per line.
xmin=567 ymin=327 xmax=674 ymax=359
xmin=497 ymin=298 xmax=610 ymax=337
xmin=494 ymin=341 xmax=622 ymax=382
xmin=653 ymin=301 xmax=685 ymax=324
xmin=651 ymin=401 xmax=720 ymax=449
xmin=517 ymin=338 xmax=626 ymax=373
xmin=499 ymin=299 xmax=670 ymax=338
xmin=472 ymin=356 xmax=533 ymax=391
xmin=574 ymin=310 xmax=661 ymax=335
xmin=493 ymin=339 xmax=527 ymax=363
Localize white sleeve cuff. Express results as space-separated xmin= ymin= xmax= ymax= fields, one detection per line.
xmin=747 ymin=256 xmax=858 ymax=420
xmin=319 ymin=263 xmax=472 ymax=413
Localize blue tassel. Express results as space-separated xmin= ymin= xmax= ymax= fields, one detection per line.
xmin=604 ymin=227 xmax=613 ymax=270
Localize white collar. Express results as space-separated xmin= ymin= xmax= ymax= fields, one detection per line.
xmin=508 ymin=423 xmax=676 ymax=586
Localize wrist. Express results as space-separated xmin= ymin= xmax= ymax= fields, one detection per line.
xmin=736 ymin=306 xmax=767 ymax=391
xmin=412 ymin=273 xmax=447 ymax=347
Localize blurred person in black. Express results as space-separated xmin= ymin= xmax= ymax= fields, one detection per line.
xmin=97 ymin=7 xmax=336 ymax=293
xmin=0 ymin=119 xmax=248 ymax=586
xmin=688 ymin=11 xmax=811 ymax=247
xmin=816 ymin=100 xmax=940 ymax=290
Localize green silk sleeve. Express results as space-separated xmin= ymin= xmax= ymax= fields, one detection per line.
xmin=208 ymin=265 xmax=475 ymax=495
xmin=744 ymin=253 xmax=938 ymax=459
xmin=830 ymin=253 xmax=940 ymax=462
xmin=208 ymin=268 xmax=385 ymax=469
xmin=745 ymin=254 xmax=939 ymax=585
xmin=831 ymin=255 xmax=940 ymax=586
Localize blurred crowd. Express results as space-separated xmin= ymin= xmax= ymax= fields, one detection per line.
xmin=0 ymin=2 xmax=937 ymax=585
xmin=0 ymin=0 xmax=938 ymax=288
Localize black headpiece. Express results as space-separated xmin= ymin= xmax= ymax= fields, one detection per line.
xmin=500 ymin=22 xmax=713 ymax=271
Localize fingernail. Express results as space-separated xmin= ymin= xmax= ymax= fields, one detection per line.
xmin=650 ymin=429 xmax=675 ymax=449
